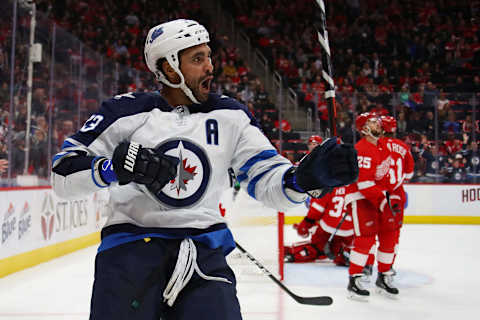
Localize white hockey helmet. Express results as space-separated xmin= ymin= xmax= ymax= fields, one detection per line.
xmin=144 ymin=19 xmax=210 ymax=104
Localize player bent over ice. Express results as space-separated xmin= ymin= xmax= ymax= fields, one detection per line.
xmin=51 ymin=19 xmax=358 ymax=320
xmin=344 ymin=113 xmax=399 ymax=301
xmin=284 ymin=186 xmax=353 ymax=266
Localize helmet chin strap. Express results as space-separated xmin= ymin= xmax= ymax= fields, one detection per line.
xmin=157 ymin=55 xmax=200 ymax=104
xmin=362 ymin=126 xmax=380 ymax=142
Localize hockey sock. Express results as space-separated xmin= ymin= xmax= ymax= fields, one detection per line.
xmin=349 ymin=236 xmax=375 ymax=275
xmin=366 ymin=244 xmax=376 ymax=266
xmin=377 ymin=231 xmax=396 ymax=273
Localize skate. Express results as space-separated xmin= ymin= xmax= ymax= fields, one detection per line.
xmin=347 ymin=274 xmax=370 ymax=301
xmin=284 ymin=253 xmax=295 ymax=263
xmin=360 ymin=264 xmax=373 ymax=283
xmin=375 ymin=271 xmax=399 ymax=298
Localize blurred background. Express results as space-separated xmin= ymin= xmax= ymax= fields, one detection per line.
xmin=0 ymin=0 xmax=479 ymax=186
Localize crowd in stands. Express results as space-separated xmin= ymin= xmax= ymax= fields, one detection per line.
xmin=225 ymin=0 xmax=480 ymax=182
xmin=0 ymin=0 xmax=478 ymax=184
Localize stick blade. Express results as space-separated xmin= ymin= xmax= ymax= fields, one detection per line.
xmin=295 ymin=295 xmax=333 ymax=306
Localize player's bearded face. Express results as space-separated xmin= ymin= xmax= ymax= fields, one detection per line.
xmin=180 ymin=44 xmax=214 ymax=103
xmin=366 ymin=118 xmax=382 ymax=137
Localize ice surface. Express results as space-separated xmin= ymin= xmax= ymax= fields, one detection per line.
xmin=0 ymin=225 xmax=479 ymax=319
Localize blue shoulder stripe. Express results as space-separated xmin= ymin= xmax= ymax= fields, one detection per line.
xmin=61 ymin=140 xmax=76 ymax=149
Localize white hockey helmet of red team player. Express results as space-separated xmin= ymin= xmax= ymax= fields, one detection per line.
xmin=144 ymin=19 xmax=210 ymax=104
xmin=380 ymin=115 xmax=397 ymax=133
xmin=308 ymin=135 xmax=323 ymax=144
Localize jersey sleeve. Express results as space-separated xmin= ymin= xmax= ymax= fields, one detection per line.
xmin=355 ymin=144 xmax=387 ymax=209
xmin=51 ymin=93 xmax=156 ymax=199
xmin=404 ymin=147 xmax=415 ymax=181
xmin=306 ymin=194 xmax=331 ymax=220
xmin=228 ymin=100 xmax=307 ymax=210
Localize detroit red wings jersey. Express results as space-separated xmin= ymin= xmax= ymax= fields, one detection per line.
xmin=381 ymin=137 xmax=414 ymax=191
xmin=345 ymin=138 xmax=391 ymax=208
xmin=306 ymin=187 xmax=353 ymax=237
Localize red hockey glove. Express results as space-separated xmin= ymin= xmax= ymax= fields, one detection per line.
xmin=293 ymin=217 xmax=316 ymax=238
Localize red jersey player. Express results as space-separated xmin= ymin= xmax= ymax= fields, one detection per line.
xmin=380 ymin=115 xmax=414 ymax=270
xmin=344 ymin=113 xmax=399 ymax=300
xmin=284 ymin=186 xmax=353 ymax=266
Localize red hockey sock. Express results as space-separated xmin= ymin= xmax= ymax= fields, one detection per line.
xmin=377 ymin=231 xmax=396 ymax=273
xmin=348 ymin=236 xmax=375 ymax=275
xmin=366 ymin=244 xmax=375 ymax=266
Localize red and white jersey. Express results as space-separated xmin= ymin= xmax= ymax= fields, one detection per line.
xmin=345 ymin=138 xmax=391 ymax=209
xmin=381 ymin=137 xmax=415 ymax=191
xmin=306 ymin=187 xmax=353 ymax=237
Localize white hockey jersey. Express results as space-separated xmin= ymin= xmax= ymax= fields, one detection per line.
xmin=52 ymin=92 xmax=305 ymax=252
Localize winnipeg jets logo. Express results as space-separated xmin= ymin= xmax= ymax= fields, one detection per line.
xmin=151 ymin=139 xmax=211 ymax=208
xmin=170 ymin=144 xmax=198 ymax=196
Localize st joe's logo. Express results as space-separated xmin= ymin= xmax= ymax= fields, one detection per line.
xmin=148 ymin=139 xmax=211 ymax=208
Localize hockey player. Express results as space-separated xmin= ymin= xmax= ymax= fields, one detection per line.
xmin=344 ymin=113 xmax=398 ymax=300
xmin=284 ymin=186 xmax=353 ymax=266
xmin=51 ymin=19 xmax=358 ymax=320
xmin=308 ymin=135 xmax=324 ymax=152
xmin=380 ymin=115 xmax=414 ymax=272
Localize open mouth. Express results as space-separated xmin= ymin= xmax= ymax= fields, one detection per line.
xmin=200 ymin=76 xmax=213 ymax=92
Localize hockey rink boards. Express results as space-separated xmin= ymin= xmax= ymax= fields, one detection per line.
xmin=0 ymin=223 xmax=479 ymax=319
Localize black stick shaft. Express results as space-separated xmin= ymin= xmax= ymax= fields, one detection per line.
xmin=315 ymin=0 xmax=337 ymax=137
xmin=234 ymin=242 xmax=333 ymax=305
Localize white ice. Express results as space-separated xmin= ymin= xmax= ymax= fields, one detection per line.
xmin=0 ymin=224 xmax=479 ymax=320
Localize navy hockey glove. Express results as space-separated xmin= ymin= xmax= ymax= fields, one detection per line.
xmin=285 ymin=137 xmax=358 ymax=198
xmin=112 ymin=142 xmax=179 ymax=191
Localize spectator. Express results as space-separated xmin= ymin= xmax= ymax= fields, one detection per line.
xmin=420 ymin=144 xmax=448 ymax=183
xmin=399 ymin=85 xmax=414 ymax=109
xmin=463 ymin=140 xmax=480 ymax=183
xmin=447 ymin=153 xmax=467 ymax=183
xmin=436 ymin=90 xmax=450 ymax=119
xmin=0 ymin=158 xmax=7 ymax=174
xmin=423 ymin=111 xmax=435 ymax=139
xmin=10 ymin=131 xmax=26 ymax=176
xmin=223 ymin=59 xmax=237 ymax=78
xmin=423 ymin=81 xmax=439 ymax=111
xmin=396 ymin=111 xmax=408 ymax=137
xmin=444 ymin=132 xmax=462 ymax=155
xmin=56 ymin=119 xmax=75 ymax=149
xmin=407 ymin=111 xmax=425 ymax=134
xmin=30 ymin=128 xmax=49 ymax=178
xmin=443 ymin=110 xmax=460 ymax=134
xmin=462 ymin=114 xmax=479 ymax=134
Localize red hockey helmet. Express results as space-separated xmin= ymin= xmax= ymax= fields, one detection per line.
xmin=381 ymin=115 xmax=397 ymax=133
xmin=308 ymin=135 xmax=323 ymax=144
xmin=355 ymin=112 xmax=374 ymax=132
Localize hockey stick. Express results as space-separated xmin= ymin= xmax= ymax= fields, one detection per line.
xmin=323 ymin=211 xmax=349 ymax=260
xmin=234 ymin=241 xmax=333 ymax=306
xmin=385 ymin=192 xmax=401 ymax=217
xmin=315 ymin=0 xmax=337 ymax=138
